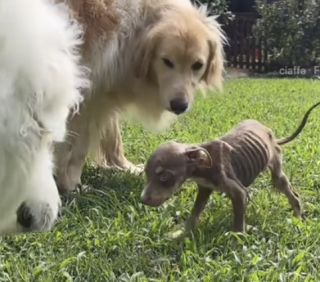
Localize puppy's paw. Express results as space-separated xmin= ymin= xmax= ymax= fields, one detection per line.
xmin=167 ymin=229 xmax=185 ymax=240
xmin=16 ymin=199 xmax=61 ymax=233
xmin=166 ymin=229 xmax=193 ymax=241
xmin=231 ymin=227 xmax=246 ymax=234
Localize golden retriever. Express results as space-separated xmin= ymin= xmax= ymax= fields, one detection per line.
xmin=0 ymin=0 xmax=88 ymax=234
xmin=54 ymin=0 xmax=227 ymax=194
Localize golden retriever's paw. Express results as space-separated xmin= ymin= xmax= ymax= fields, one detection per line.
xmin=119 ymin=160 xmax=144 ymax=174
xmin=75 ymin=184 xmax=93 ymax=194
xmin=102 ymin=161 xmax=144 ymax=175
xmin=127 ymin=163 xmax=144 ymax=175
xmin=58 ymin=183 xmax=92 ymax=198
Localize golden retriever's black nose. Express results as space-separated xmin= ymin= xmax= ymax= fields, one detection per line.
xmin=170 ymin=98 xmax=188 ymax=115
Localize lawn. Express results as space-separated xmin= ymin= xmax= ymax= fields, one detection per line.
xmin=2 ymin=78 xmax=320 ymax=282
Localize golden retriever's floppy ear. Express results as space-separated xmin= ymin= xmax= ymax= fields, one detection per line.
xmin=201 ymin=38 xmax=225 ymax=91
xmin=185 ymin=146 xmax=213 ymax=168
xmin=196 ymin=6 xmax=227 ymax=92
xmin=134 ymin=28 xmax=159 ymax=79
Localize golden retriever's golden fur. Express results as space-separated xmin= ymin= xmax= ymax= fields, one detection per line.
xmin=54 ymin=0 xmax=227 ymax=193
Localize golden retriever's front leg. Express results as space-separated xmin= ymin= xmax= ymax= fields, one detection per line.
xmin=54 ymin=110 xmax=90 ymax=194
xmin=99 ymin=114 xmax=144 ymax=174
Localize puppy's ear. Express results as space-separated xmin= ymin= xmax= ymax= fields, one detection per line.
xmin=185 ymin=147 xmax=213 ymax=168
xmin=201 ymin=38 xmax=224 ymax=91
xmin=134 ymin=28 xmax=159 ymax=79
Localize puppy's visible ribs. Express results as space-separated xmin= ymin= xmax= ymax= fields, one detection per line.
xmin=141 ymin=101 xmax=320 ymax=235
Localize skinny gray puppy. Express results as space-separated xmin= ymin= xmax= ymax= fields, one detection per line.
xmin=141 ymin=101 xmax=320 ymax=234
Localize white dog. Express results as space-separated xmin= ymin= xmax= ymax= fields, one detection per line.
xmin=0 ymin=0 xmax=89 ymax=234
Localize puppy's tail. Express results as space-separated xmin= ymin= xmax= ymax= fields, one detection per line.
xmin=276 ymin=101 xmax=320 ymax=145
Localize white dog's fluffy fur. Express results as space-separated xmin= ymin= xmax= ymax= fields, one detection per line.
xmin=0 ymin=0 xmax=89 ymax=234
xmin=54 ymin=0 xmax=227 ymax=194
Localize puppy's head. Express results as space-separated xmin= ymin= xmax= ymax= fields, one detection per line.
xmin=134 ymin=5 xmax=226 ymax=116
xmin=140 ymin=141 xmax=213 ymax=207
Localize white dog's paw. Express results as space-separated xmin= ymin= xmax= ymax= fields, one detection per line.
xmin=16 ymin=199 xmax=61 ymax=232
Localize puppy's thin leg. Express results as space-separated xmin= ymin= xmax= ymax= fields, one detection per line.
xmin=269 ymin=150 xmax=302 ymax=219
xmin=185 ymin=185 xmax=212 ymax=234
xmin=225 ymin=179 xmax=247 ymax=233
xmin=17 ymin=147 xmax=61 ymax=233
xmin=55 ymin=110 xmax=90 ymax=194
xmin=100 ymin=114 xmax=143 ymax=174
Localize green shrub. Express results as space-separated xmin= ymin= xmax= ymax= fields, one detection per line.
xmin=192 ymin=0 xmax=235 ymax=24
xmin=253 ymin=0 xmax=320 ymax=68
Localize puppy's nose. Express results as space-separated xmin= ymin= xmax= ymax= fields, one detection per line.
xmin=141 ymin=194 xmax=162 ymax=207
xmin=141 ymin=193 xmax=151 ymax=204
xmin=170 ymin=98 xmax=188 ymax=115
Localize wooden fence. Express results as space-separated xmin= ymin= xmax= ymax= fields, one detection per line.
xmin=223 ymin=13 xmax=268 ymax=72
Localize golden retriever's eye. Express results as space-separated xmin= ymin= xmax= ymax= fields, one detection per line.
xmin=192 ymin=61 xmax=203 ymax=71
xmin=162 ymin=58 xmax=174 ymax=69
xmin=160 ymin=172 xmax=171 ymax=182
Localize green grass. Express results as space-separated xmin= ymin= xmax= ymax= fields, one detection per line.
xmin=2 ymin=78 xmax=320 ymax=282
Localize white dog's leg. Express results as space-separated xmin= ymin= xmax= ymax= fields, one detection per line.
xmin=100 ymin=114 xmax=144 ymax=174
xmin=16 ymin=146 xmax=61 ymax=232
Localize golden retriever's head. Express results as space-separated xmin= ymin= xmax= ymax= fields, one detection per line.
xmin=134 ymin=4 xmax=226 ymax=116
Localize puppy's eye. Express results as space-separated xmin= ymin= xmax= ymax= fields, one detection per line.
xmin=162 ymin=58 xmax=174 ymax=69
xmin=192 ymin=61 xmax=203 ymax=71
xmin=160 ymin=172 xmax=171 ymax=182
